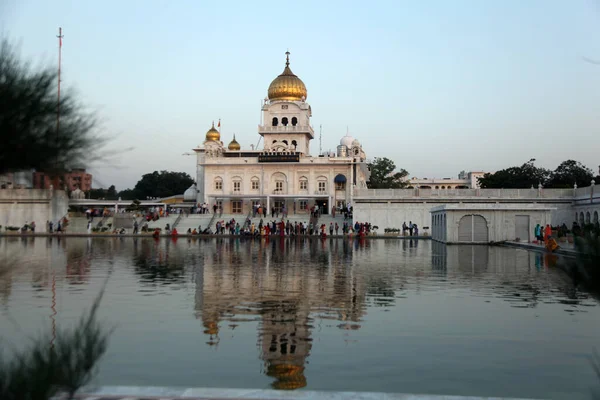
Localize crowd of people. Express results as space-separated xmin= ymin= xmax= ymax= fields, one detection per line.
xmin=199 ymin=218 xmax=375 ymax=238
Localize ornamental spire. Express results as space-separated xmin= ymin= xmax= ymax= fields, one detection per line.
xmin=285 ymin=50 xmax=290 ymax=67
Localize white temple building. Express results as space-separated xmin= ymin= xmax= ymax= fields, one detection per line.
xmin=193 ymin=52 xmax=370 ymax=215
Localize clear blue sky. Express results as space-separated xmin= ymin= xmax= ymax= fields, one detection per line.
xmin=3 ymin=0 xmax=600 ymax=189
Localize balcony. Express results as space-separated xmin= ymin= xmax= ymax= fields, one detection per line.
xmin=258 ymin=124 xmax=314 ymax=138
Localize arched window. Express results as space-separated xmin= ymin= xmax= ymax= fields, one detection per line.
xmin=435 ymin=186 xmax=439 ymax=189
xmin=291 ymin=140 xmax=297 ymax=149
xmin=594 ymin=211 xmax=599 ymax=224
xmin=272 ymin=140 xmax=277 ymax=144
xmin=272 ymin=117 xmax=278 ymax=126
xmin=282 ymin=140 xmax=288 ymax=145
xmin=214 ymin=177 xmax=223 ymax=191
xmin=299 ymin=176 xmax=308 ymax=191
xmin=334 ymin=174 xmax=347 ymax=190
xmin=580 ymin=212 xmax=585 ymax=226
xmin=317 ymin=176 xmax=327 ymax=193
xmin=586 ymin=212 xmax=591 ymax=224
xmin=441 ymin=186 xmax=446 ymax=189
xmin=232 ymin=176 xmax=242 ymax=193
xmin=291 ymin=117 xmax=298 ymax=126
xmin=282 ymin=117 xmax=289 ymax=126
xmin=251 ymin=177 xmax=260 ymax=191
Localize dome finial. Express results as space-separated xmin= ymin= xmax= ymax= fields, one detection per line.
xmin=285 ymin=50 xmax=290 ymax=67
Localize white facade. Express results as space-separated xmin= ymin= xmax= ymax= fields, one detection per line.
xmin=352 ymin=187 xmax=578 ymax=235
xmin=431 ymin=204 xmax=554 ymax=244
xmin=409 ymin=171 xmax=486 ymax=189
xmin=193 ymin=53 xmax=370 ymax=215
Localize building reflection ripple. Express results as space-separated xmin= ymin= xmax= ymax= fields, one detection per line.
xmin=194 ymin=237 xmax=368 ymax=389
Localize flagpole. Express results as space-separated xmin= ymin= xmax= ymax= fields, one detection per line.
xmin=54 ymin=27 xmax=64 ymax=189
xmin=56 ymin=27 xmax=63 ymax=138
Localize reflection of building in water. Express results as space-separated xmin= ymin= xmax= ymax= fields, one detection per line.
xmin=194 ymin=238 xmax=367 ymax=388
xmin=431 ymin=240 xmax=447 ymax=271
xmin=260 ymin=300 xmax=311 ymax=389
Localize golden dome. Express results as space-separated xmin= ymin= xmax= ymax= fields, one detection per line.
xmin=227 ymin=135 xmax=240 ymax=151
xmin=267 ymin=51 xmax=307 ymax=101
xmin=205 ymin=122 xmax=220 ymax=141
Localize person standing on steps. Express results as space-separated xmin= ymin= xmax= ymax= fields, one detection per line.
xmin=335 ymin=222 xmax=339 ymax=235
xmin=329 ymin=222 xmax=334 ymax=236
xmin=409 ymin=221 xmax=414 ymax=236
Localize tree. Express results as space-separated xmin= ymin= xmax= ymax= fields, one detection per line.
xmin=88 ymin=188 xmax=106 ymax=199
xmin=546 ymin=160 xmax=594 ymax=188
xmin=478 ymin=159 xmax=550 ymax=188
xmin=106 ymin=185 xmax=117 ymax=199
xmin=132 ymin=171 xmax=194 ymax=199
xmin=117 ymin=188 xmax=136 ymax=200
xmin=367 ymin=157 xmax=409 ymax=189
xmin=0 ymin=39 xmax=104 ymax=175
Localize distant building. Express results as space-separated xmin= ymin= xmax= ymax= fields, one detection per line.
xmin=33 ymin=168 xmax=92 ymax=191
xmin=0 ymin=171 xmax=34 ymax=189
xmin=408 ymin=171 xmax=486 ymax=189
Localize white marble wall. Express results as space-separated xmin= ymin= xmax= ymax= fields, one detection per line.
xmin=432 ymin=207 xmax=553 ymax=243
xmin=0 ymin=189 xmax=68 ymax=232
xmin=354 ymin=201 xmax=572 ymax=234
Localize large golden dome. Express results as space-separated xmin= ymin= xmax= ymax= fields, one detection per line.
xmin=267 ymin=52 xmax=307 ymax=102
xmin=227 ymin=135 xmax=240 ymax=151
xmin=205 ymin=122 xmax=220 ymax=142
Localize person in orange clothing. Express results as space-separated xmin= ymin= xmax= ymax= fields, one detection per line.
xmin=544 ymin=224 xmax=552 ymax=242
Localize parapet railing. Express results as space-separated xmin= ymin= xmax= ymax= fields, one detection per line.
xmin=353 ymin=187 xmax=589 ymax=200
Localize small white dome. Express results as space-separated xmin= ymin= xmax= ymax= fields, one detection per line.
xmin=340 ymin=134 xmax=355 ymax=148
xmin=351 ymin=139 xmax=361 ymax=147
xmin=183 ymin=183 xmax=197 ymax=201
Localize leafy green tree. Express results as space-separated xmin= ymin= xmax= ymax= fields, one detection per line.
xmin=88 ymin=188 xmax=106 ymax=199
xmin=546 ymin=160 xmax=594 ymax=188
xmin=367 ymin=157 xmax=409 ymax=189
xmin=117 ymin=188 xmax=136 ymax=200
xmin=132 ymin=170 xmax=194 ymax=199
xmin=478 ymin=159 xmax=550 ymax=188
xmin=0 ymin=39 xmax=103 ymax=175
xmin=106 ymin=185 xmax=117 ymax=199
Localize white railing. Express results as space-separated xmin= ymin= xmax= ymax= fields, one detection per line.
xmin=353 ymin=187 xmax=579 ymax=199
xmin=257 ymin=124 xmax=314 ymax=134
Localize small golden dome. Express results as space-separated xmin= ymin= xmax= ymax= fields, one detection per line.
xmin=267 ymin=51 xmax=307 ymax=102
xmin=205 ymin=122 xmax=220 ymax=142
xmin=227 ymin=135 xmax=240 ymax=151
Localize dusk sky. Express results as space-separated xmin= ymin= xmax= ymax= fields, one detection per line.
xmin=3 ymin=0 xmax=600 ymax=190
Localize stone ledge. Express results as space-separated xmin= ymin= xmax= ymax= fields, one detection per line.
xmin=73 ymin=386 xmax=543 ymax=400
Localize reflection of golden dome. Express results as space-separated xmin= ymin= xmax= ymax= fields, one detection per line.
xmin=266 ymin=364 xmax=304 ymax=378
xmin=203 ymin=321 xmax=219 ymax=335
xmin=267 ymin=52 xmax=307 ymax=102
xmin=271 ymin=378 xmax=307 ymax=390
xmin=267 ymin=364 xmax=306 ymax=390
xmin=205 ymin=122 xmax=220 ymax=142
xmin=227 ymin=135 xmax=240 ymax=151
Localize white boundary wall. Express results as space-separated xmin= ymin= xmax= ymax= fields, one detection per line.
xmin=0 ymin=189 xmax=69 ymax=232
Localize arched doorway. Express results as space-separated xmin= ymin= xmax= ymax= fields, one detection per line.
xmin=458 ymin=215 xmax=488 ymax=242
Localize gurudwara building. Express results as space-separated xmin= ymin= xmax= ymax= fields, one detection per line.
xmin=193 ymin=52 xmax=370 ymax=215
